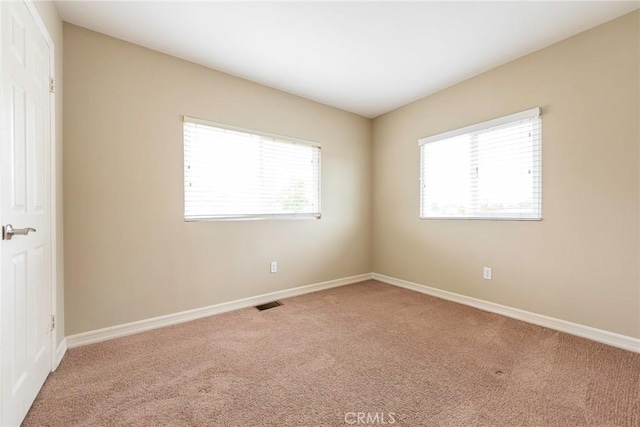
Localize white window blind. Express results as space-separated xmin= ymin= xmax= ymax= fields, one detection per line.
xmin=419 ymin=108 xmax=541 ymax=220
xmin=184 ymin=117 xmax=321 ymax=221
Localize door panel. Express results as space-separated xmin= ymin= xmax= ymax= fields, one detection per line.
xmin=1 ymin=1 xmax=53 ymax=425
xmin=9 ymin=13 xmax=25 ymax=66
xmin=12 ymin=82 xmax=27 ymax=212
xmin=32 ymin=105 xmax=45 ymax=212
xmin=12 ymin=251 xmax=27 ymax=387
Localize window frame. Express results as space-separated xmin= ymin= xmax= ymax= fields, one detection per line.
xmin=418 ymin=108 xmax=542 ymax=221
xmin=183 ymin=116 xmax=322 ymax=222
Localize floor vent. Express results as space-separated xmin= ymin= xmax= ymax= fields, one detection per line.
xmin=255 ymin=301 xmax=283 ymax=311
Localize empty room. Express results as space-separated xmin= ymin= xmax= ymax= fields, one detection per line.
xmin=0 ymin=0 xmax=639 ymax=426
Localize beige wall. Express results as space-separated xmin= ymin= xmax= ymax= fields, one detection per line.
xmin=63 ymin=24 xmax=372 ymax=335
xmin=65 ymin=12 xmax=639 ymax=339
xmin=34 ymin=0 xmax=64 ymax=346
xmin=372 ymin=12 xmax=640 ymax=338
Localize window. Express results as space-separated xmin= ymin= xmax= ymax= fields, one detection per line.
xmin=183 ymin=116 xmax=321 ymax=220
xmin=419 ymin=108 xmax=541 ymax=220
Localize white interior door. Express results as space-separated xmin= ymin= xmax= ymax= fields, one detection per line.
xmin=0 ymin=1 xmax=53 ymax=425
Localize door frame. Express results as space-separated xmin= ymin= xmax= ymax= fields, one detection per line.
xmin=0 ymin=0 xmax=59 ymax=380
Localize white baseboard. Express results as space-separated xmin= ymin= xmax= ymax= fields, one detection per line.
xmin=372 ymin=273 xmax=640 ymax=353
xmin=65 ymin=272 xmax=639 ymax=354
xmin=66 ymin=273 xmax=373 ymax=349
xmin=53 ymin=338 xmax=67 ymax=371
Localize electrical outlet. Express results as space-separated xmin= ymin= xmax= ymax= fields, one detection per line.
xmin=270 ymin=261 xmax=278 ymax=273
xmin=483 ymin=267 xmax=492 ymax=280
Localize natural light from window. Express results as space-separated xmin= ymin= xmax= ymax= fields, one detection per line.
xmin=419 ymin=108 xmax=541 ymax=220
xmin=184 ymin=118 xmax=321 ymax=220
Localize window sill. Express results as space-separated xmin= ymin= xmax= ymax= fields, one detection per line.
xmin=185 ymin=213 xmax=321 ymax=222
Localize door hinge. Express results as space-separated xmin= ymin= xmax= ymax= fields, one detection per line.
xmin=51 ymin=315 xmax=56 ymax=331
xmin=49 ymin=78 xmax=55 ymax=94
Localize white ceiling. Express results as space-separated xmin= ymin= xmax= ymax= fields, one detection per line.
xmin=56 ymin=1 xmax=639 ymax=118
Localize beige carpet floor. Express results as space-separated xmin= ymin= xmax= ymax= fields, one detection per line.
xmin=24 ymin=280 xmax=640 ymax=426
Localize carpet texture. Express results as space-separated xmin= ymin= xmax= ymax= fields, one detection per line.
xmin=24 ymin=280 xmax=640 ymax=426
